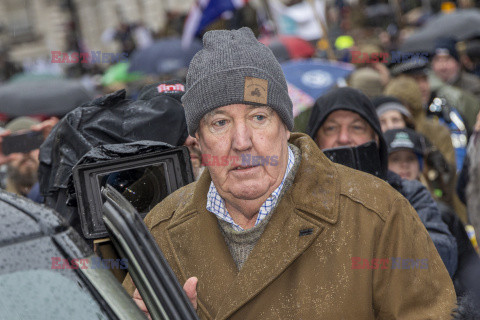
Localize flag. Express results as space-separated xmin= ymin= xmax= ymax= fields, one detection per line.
xmin=182 ymin=0 xmax=248 ymax=49
xmin=268 ymin=0 xmax=326 ymax=41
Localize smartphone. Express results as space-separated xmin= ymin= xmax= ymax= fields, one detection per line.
xmin=2 ymin=130 xmax=44 ymax=155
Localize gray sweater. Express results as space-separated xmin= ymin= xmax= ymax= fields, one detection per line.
xmin=217 ymin=144 xmax=301 ymax=270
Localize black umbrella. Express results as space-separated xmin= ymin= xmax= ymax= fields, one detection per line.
xmin=0 ymin=78 xmax=95 ymax=117
xmin=128 ymin=37 xmax=202 ymax=75
xmin=401 ymin=9 xmax=480 ymax=53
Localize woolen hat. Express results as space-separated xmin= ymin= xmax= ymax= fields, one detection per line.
xmin=384 ymin=76 xmax=423 ymax=116
xmin=182 ymin=27 xmax=293 ymax=136
xmin=434 ymin=37 xmax=460 ymax=62
xmin=348 ymin=67 xmax=383 ymax=99
xmin=384 ymin=127 xmax=426 ymax=156
xmin=372 ymin=95 xmax=412 ymax=118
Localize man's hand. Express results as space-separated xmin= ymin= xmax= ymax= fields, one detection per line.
xmin=183 ymin=277 xmax=198 ymax=310
xmin=133 ymin=288 xmax=152 ymax=320
xmin=132 ymin=276 xmax=198 ymax=319
xmin=370 ymin=63 xmax=390 ymax=87
xmin=30 ymin=117 xmax=59 ymax=139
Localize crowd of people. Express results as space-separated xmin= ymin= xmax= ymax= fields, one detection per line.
xmin=1 ymin=1 xmax=480 ymax=318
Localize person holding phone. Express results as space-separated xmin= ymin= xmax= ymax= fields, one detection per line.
xmin=0 ymin=116 xmax=58 ymax=202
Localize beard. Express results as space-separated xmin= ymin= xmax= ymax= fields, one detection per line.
xmin=7 ymin=158 xmax=38 ymax=195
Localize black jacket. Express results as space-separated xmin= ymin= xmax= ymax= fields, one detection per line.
xmin=437 ymin=201 xmax=480 ymax=298
xmin=387 ymin=171 xmax=458 ymax=277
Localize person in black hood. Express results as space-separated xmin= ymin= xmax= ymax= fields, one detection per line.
xmin=307 ymin=87 xmax=389 ymax=180
xmin=307 ymin=87 xmax=458 ymax=278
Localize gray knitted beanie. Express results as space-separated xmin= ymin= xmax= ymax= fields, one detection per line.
xmin=182 ymin=27 xmax=293 ymax=136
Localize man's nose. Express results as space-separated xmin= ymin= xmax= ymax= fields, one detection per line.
xmin=232 ymin=122 xmax=253 ymax=151
xmin=336 ymin=127 xmax=352 ymax=146
xmin=184 ymin=135 xmax=197 ymax=147
xmin=386 ymin=119 xmax=394 ymax=131
xmin=400 ymin=160 xmax=409 ymax=169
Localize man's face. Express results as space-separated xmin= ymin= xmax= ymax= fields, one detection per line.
xmin=315 ymin=110 xmax=377 ymax=149
xmin=388 ymin=150 xmax=420 ymax=181
xmin=432 ymin=54 xmax=460 ymax=83
xmin=7 ymin=149 xmax=40 ymax=195
xmin=412 ymin=74 xmax=431 ymax=106
xmin=196 ymin=104 xmax=290 ymax=201
xmin=379 ymin=110 xmax=406 ymax=133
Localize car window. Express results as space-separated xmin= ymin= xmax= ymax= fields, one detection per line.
xmin=79 ymin=255 xmax=147 ymax=320
xmin=0 ymin=270 xmax=109 ymax=320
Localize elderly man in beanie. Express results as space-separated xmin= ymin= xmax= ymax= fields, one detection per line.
xmin=124 ymin=28 xmax=456 ymax=319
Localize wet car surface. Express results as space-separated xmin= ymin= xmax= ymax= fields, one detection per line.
xmin=0 ymin=190 xmax=145 ymax=320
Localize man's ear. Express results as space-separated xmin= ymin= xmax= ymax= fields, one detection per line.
xmin=284 ymin=122 xmax=291 ymax=141
xmin=194 ymin=131 xmax=203 ymax=152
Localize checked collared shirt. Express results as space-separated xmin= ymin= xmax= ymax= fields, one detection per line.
xmin=206 ymin=147 xmax=295 ymax=231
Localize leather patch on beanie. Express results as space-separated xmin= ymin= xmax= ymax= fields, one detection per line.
xmin=244 ymin=77 xmax=268 ymax=104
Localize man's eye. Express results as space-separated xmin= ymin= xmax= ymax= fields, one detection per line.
xmin=407 ymin=155 xmax=417 ymax=162
xmin=213 ymin=119 xmax=227 ymax=127
xmin=352 ymin=125 xmax=366 ymax=132
xmin=324 ymin=126 xmax=337 ymax=132
xmin=254 ymin=115 xmax=266 ymax=121
xmin=389 ymin=157 xmax=398 ymax=163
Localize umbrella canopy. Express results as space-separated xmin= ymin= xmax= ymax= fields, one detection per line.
xmin=0 ymin=78 xmax=95 ymax=117
xmin=401 ymin=9 xmax=480 ymax=52
xmin=128 ymin=37 xmax=203 ymax=76
xmin=281 ymin=59 xmax=354 ymax=116
xmin=259 ymin=35 xmax=316 ymax=62
xmin=101 ymin=62 xmax=143 ymax=86
xmin=8 ymin=73 xmax=63 ymax=83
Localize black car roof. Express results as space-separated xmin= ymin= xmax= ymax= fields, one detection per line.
xmin=0 ymin=190 xmax=68 ymax=246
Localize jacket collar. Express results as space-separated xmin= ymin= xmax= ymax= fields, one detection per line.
xmin=169 ymin=132 xmax=340 ymax=227
xmin=287 ymin=133 xmax=340 ymax=224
